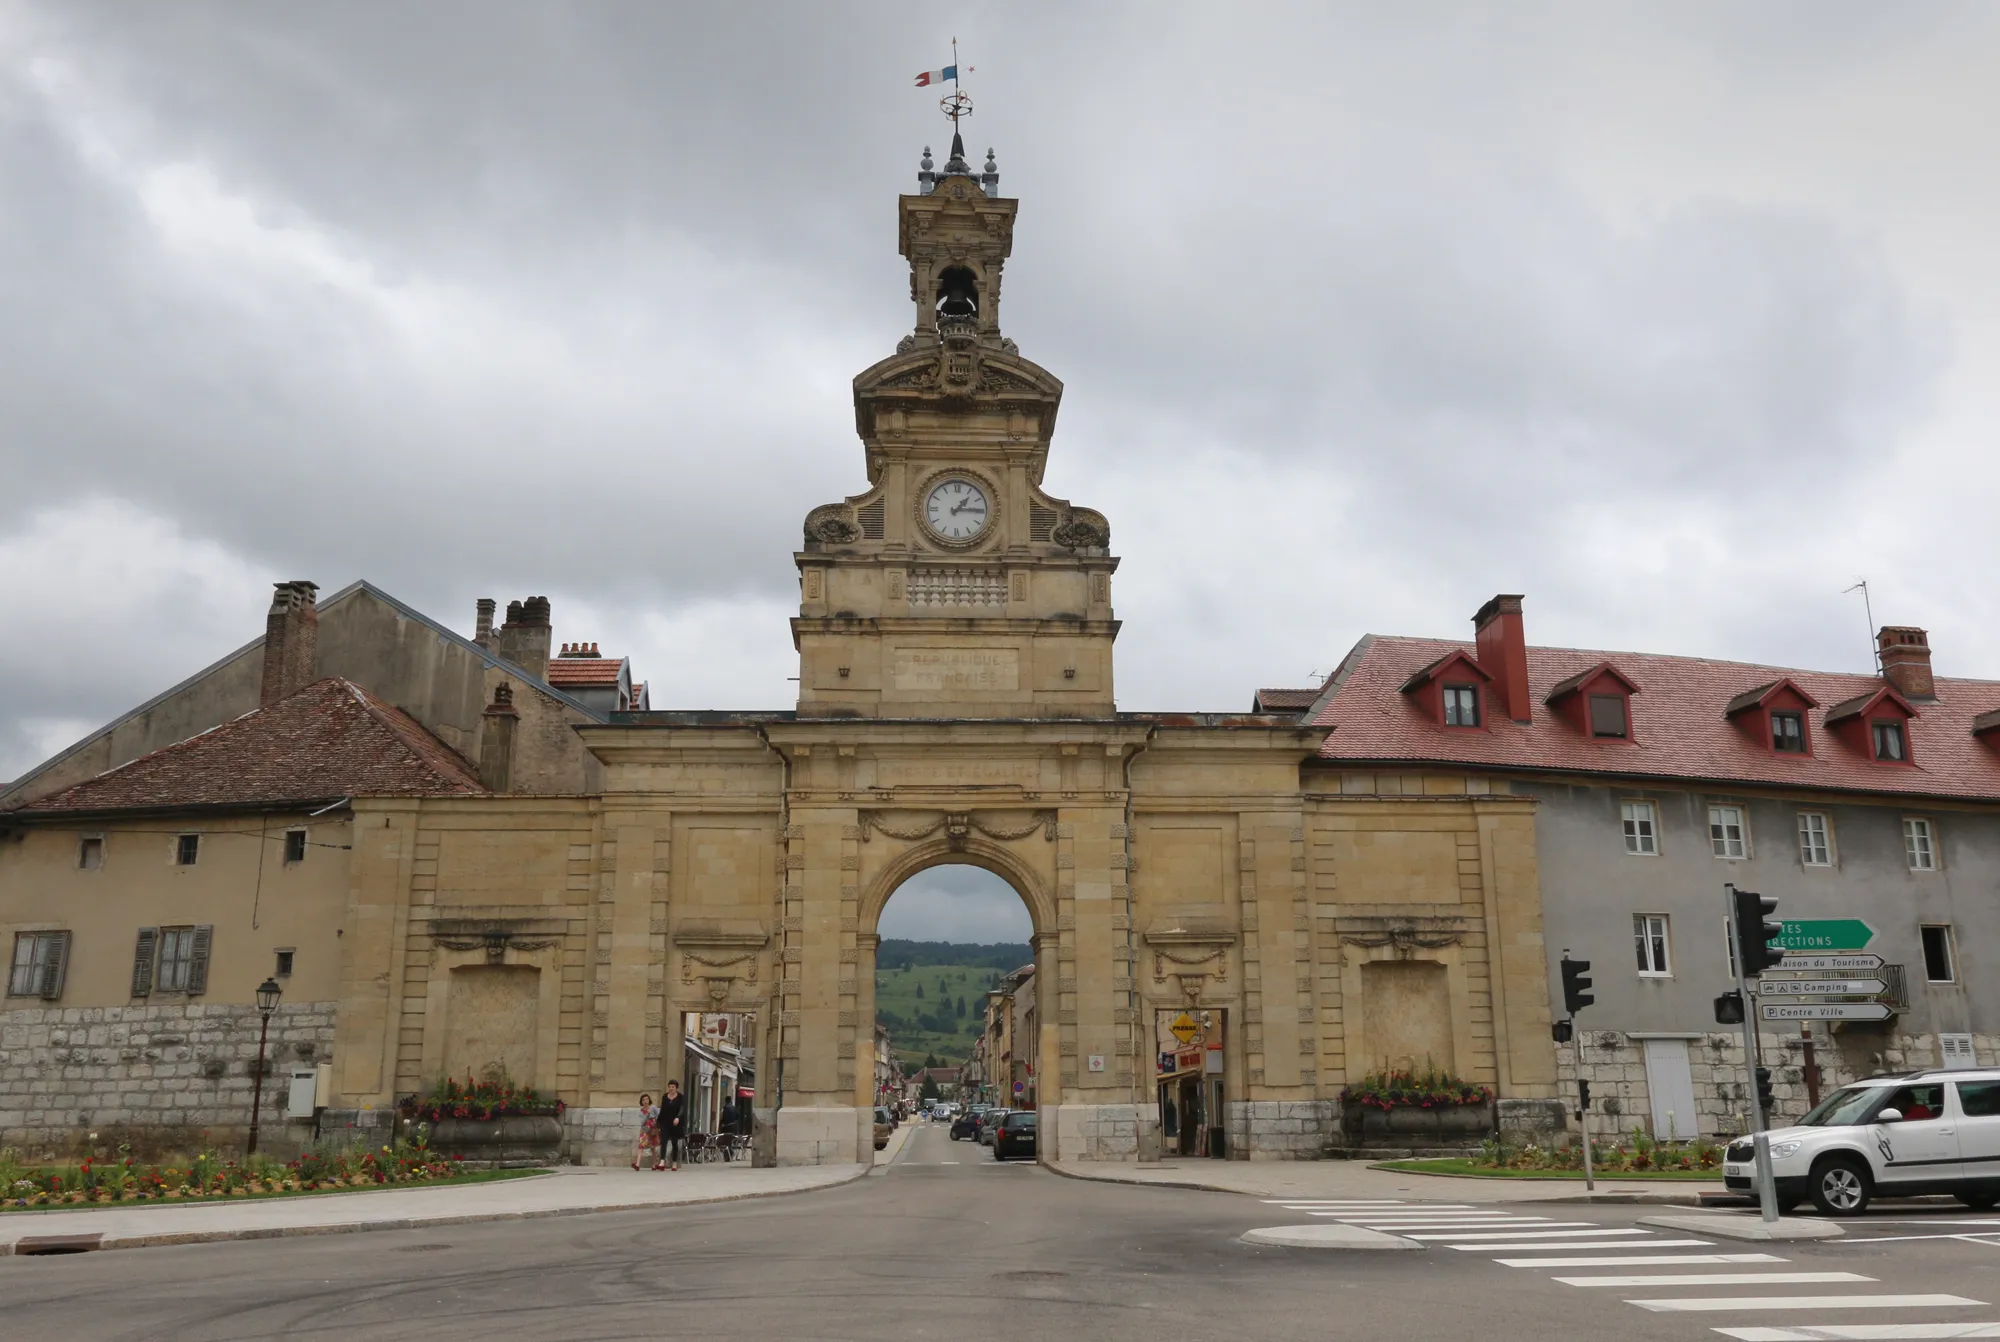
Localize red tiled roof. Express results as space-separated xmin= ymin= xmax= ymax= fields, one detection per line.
xmin=1252 ymin=687 xmax=1321 ymax=711
xmin=8 ymin=678 xmax=486 ymax=814
xmin=1311 ymin=636 xmax=2000 ymax=801
xmin=546 ymin=657 xmax=624 ymax=688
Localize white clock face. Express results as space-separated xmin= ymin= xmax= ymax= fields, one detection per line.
xmin=924 ymin=477 xmax=990 ymax=542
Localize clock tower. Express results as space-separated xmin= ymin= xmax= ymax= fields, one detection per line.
xmin=794 ymin=137 xmax=1117 ymax=718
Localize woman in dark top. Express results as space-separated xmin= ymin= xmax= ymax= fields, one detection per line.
xmin=656 ymin=1079 xmax=687 ymax=1171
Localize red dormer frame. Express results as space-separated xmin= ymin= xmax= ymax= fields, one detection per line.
xmin=1400 ymin=650 xmax=1493 ymax=730
xmin=1974 ymin=708 xmax=2000 ymax=752
xmin=1544 ymin=662 xmax=1641 ymax=741
xmin=1823 ymin=685 xmax=1920 ymax=766
xmin=1723 ymin=677 xmax=1822 ymax=758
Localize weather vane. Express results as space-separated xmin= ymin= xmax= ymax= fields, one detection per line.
xmin=913 ymin=37 xmax=975 ymax=134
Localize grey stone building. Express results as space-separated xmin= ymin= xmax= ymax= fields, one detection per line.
xmin=1292 ymin=594 xmax=1999 ymax=1141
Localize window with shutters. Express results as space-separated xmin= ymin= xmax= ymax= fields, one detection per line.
xmin=1588 ymin=694 xmax=1628 ymax=738
xmin=8 ymin=931 xmax=70 ymax=999
xmin=136 ymin=925 xmax=212 ymax=996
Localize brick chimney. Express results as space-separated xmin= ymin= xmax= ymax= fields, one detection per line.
xmin=260 ymin=580 xmax=319 ymax=707
xmin=1473 ymin=593 xmax=1531 ymax=723
xmin=1878 ymin=626 xmax=1935 ymax=700
xmin=474 ymin=597 xmax=496 ymax=647
xmin=494 ymin=595 xmax=553 ymax=681
xmin=478 ymin=682 xmax=519 ymax=791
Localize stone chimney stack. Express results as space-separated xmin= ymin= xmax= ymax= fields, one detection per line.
xmin=478 ymin=681 xmax=519 ymax=792
xmin=1878 ymin=626 xmax=1936 ymax=700
xmin=260 ymin=580 xmax=319 ymax=707
xmin=474 ymin=598 xmax=496 ymax=647
xmin=494 ymin=595 xmax=553 ymax=681
xmin=1473 ymin=593 xmax=1532 ymax=724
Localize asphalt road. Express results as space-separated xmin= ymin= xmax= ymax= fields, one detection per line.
xmin=6 ymin=1119 xmax=1999 ymax=1341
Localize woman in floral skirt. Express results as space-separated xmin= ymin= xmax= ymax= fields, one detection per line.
xmin=632 ymin=1093 xmax=659 ymax=1170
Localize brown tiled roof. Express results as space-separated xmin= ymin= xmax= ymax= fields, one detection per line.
xmin=546 ymin=656 xmax=624 ymax=688
xmin=8 ymin=678 xmax=486 ymax=815
xmin=1251 ymin=687 xmax=1321 ymax=712
xmin=1311 ymin=636 xmax=2000 ymax=801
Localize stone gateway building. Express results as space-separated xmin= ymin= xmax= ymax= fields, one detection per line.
xmin=1 ymin=137 xmax=1569 ymax=1164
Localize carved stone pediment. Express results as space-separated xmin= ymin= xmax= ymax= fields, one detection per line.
xmin=673 ymin=921 xmax=769 ymax=989
xmin=426 ymin=917 xmax=567 ymax=965
xmin=1335 ymin=915 xmax=1469 ymax=960
xmin=671 ymin=920 xmax=769 ymax=951
xmin=1142 ymin=917 xmax=1237 ymax=986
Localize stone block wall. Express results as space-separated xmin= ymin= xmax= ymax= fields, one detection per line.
xmin=1229 ymin=1100 xmax=1337 ymax=1159
xmin=0 ymin=1000 xmax=336 ymax=1161
xmin=565 ymin=1106 xmax=639 ymax=1166
xmin=1553 ymin=1029 xmax=2000 ymax=1143
xmin=1051 ymin=1102 xmax=1145 ymax=1160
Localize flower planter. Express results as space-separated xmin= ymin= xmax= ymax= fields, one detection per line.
xmin=1341 ymin=1097 xmax=1496 ymax=1147
xmin=425 ymin=1115 xmax=563 ymax=1168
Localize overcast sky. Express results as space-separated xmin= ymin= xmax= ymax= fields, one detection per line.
xmin=5 ymin=5 xmax=1999 ymax=936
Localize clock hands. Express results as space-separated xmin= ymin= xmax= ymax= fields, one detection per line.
xmin=949 ymin=497 xmax=986 ymax=516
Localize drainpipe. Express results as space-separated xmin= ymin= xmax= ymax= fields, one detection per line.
xmin=755 ymin=724 xmax=792 ymax=1155
xmin=1122 ymin=725 xmax=1156 ymax=1160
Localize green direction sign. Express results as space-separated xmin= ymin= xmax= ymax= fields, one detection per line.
xmin=1775 ymin=919 xmax=1875 ymax=952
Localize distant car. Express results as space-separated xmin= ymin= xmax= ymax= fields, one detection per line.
xmin=993 ymin=1110 xmax=1037 ymax=1161
xmin=949 ymin=1112 xmax=979 ymax=1141
xmin=873 ymin=1106 xmax=893 ymax=1151
xmin=978 ymin=1109 xmax=1010 ymax=1146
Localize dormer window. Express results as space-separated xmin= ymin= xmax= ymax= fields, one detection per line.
xmin=1443 ymin=685 xmax=1480 ymax=727
xmin=1399 ymin=650 xmax=1493 ymax=730
xmin=1822 ymin=685 xmax=1917 ymax=765
xmin=1772 ymin=711 xmax=1806 ymax=753
xmin=1545 ymin=661 xmax=1640 ymax=741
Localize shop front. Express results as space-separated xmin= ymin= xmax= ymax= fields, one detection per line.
xmin=1155 ymin=1009 xmax=1226 ymax=1158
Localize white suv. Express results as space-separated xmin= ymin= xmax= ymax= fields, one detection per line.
xmin=1724 ymin=1068 xmax=2000 ymax=1215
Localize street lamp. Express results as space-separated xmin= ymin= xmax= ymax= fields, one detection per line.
xmin=246 ymin=976 xmax=283 ymax=1155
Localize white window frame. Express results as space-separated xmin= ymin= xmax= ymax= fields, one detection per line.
xmin=1634 ymin=913 xmax=1672 ymax=977
xmin=1903 ymin=817 xmax=1936 ymax=871
xmin=1442 ymin=684 xmax=1480 ymax=727
xmin=156 ymin=926 xmax=199 ymax=993
xmin=1797 ymin=812 xmax=1833 ymax=868
xmin=1708 ymin=804 xmax=1748 ymax=859
xmin=1620 ymin=800 xmax=1659 ymax=856
xmin=1920 ymin=923 xmax=1956 ymax=983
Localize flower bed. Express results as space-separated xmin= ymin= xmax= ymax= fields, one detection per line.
xmin=0 ymin=1139 xmax=507 ymax=1210
xmin=1459 ymin=1129 xmax=1725 ymax=1175
xmin=398 ymin=1076 xmax=563 ymax=1124
xmin=1338 ymin=1067 xmax=1496 ymax=1146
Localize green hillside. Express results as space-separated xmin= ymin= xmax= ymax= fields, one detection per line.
xmin=874 ymin=941 xmax=1031 ymax=1071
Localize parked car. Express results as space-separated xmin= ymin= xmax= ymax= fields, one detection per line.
xmin=873 ymin=1106 xmax=893 ymax=1151
xmin=1723 ymin=1069 xmax=2000 ymax=1215
xmin=993 ymin=1110 xmax=1037 ymax=1161
xmin=978 ymin=1108 xmax=1011 ymax=1146
xmin=949 ymin=1111 xmax=980 ymax=1141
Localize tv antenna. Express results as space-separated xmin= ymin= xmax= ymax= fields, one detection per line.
xmin=1842 ymin=579 xmax=1879 ymax=670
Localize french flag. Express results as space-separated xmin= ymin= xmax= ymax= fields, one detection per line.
xmin=913 ymin=64 xmax=956 ymax=88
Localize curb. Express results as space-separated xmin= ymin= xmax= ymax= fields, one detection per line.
xmin=1 ymin=1165 xmax=871 ymax=1258
xmin=1043 ymin=1163 xmax=1260 ymax=1197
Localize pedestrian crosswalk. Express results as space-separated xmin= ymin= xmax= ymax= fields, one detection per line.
xmin=1256 ymin=1200 xmax=1996 ymax=1340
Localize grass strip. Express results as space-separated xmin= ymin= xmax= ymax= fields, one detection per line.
xmin=1372 ymin=1158 xmax=1721 ymax=1181
xmin=2 ymin=1167 xmax=547 ymax=1214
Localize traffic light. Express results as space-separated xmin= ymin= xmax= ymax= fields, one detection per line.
xmin=1732 ymin=887 xmax=1785 ymax=976
xmin=1714 ymin=991 xmax=1745 ymax=1025
xmin=1552 ymin=1019 xmax=1574 ymax=1044
xmin=1577 ymin=1079 xmax=1592 ymax=1112
xmin=1560 ymin=956 xmax=1595 ymax=1015
xmin=1754 ymin=1066 xmax=1775 ymax=1115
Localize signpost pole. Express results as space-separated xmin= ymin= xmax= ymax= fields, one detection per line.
xmin=1727 ymin=883 xmax=1780 ymax=1224
xmin=1573 ymin=1023 xmax=1593 ymax=1191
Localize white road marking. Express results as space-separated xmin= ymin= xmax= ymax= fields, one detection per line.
xmin=1453 ymin=1238 xmax=1716 ymax=1251
xmin=1555 ymin=1273 xmax=1877 ymax=1289
xmin=1630 ymin=1295 xmax=1986 ymax=1314
xmin=939 ymin=1161 xmax=958 ymax=1165
xmin=1712 ymin=1326 xmax=2000 ymax=1340
xmin=1408 ymin=1227 xmax=1649 ymax=1240
xmin=1497 ymin=1254 xmax=1785 ymax=1267
xmin=1260 ymin=1199 xmax=1414 ymax=1205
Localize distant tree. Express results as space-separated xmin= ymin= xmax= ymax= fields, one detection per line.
xmin=924 ymin=1052 xmax=940 ymax=1070
xmin=914 ymin=983 xmax=924 ymax=1000
xmin=955 ymin=996 xmax=967 ymax=1017
xmin=920 ymin=1074 xmax=941 ymax=1101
